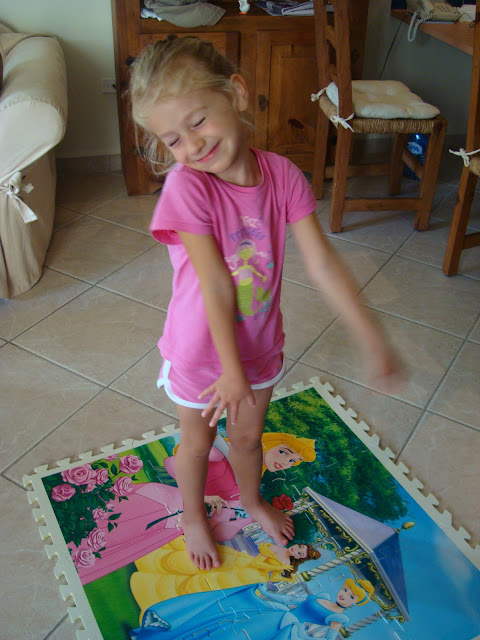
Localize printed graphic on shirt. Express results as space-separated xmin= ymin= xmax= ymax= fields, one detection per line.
xmin=225 ymin=216 xmax=274 ymax=321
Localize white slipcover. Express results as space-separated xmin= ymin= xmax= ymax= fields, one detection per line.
xmin=0 ymin=23 xmax=67 ymax=298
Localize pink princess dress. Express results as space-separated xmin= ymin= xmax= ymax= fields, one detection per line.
xmin=68 ymin=447 xmax=253 ymax=584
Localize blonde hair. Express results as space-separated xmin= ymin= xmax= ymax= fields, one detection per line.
xmin=261 ymin=432 xmax=316 ymax=475
xmin=343 ymin=578 xmax=374 ymax=606
xmin=129 ymin=35 xmax=241 ymax=175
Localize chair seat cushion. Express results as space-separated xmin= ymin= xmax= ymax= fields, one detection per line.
xmin=469 ymin=154 xmax=480 ymax=177
xmin=326 ymin=80 xmax=440 ymax=119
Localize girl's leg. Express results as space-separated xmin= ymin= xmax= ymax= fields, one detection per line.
xmin=226 ymin=386 xmax=294 ymax=546
xmin=175 ymin=405 xmax=219 ymax=570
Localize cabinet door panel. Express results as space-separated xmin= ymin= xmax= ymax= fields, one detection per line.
xmin=137 ymin=32 xmax=239 ymax=65
xmin=255 ymin=31 xmax=317 ymax=172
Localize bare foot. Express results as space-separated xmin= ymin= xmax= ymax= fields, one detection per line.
xmin=182 ymin=514 xmax=221 ymax=570
xmin=246 ymin=497 xmax=294 ymax=546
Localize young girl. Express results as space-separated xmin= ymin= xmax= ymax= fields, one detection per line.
xmin=129 ymin=35 xmax=402 ymax=572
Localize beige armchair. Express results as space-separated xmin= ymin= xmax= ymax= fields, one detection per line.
xmin=0 ymin=23 xmax=67 ymax=298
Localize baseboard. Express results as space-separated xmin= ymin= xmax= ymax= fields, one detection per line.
xmin=56 ymin=154 xmax=122 ymax=175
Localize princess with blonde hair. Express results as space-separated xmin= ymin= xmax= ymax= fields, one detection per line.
xmin=131 ymin=577 xmax=376 ymax=640
xmin=261 ymin=431 xmax=316 ymax=475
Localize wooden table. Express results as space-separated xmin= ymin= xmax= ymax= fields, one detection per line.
xmin=393 ymin=7 xmax=480 ymax=275
xmin=391 ymin=9 xmax=475 ymax=55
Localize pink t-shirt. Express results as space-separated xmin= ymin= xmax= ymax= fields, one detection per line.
xmin=150 ymin=148 xmax=316 ymax=371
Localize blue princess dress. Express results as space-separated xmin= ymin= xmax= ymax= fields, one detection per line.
xmin=130 ymin=582 xmax=349 ymax=640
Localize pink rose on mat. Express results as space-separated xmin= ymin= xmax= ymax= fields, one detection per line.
xmin=74 ymin=548 xmax=96 ymax=568
xmin=51 ymin=483 xmax=76 ymax=502
xmin=86 ymin=528 xmax=106 ymax=552
xmin=84 ymin=481 xmax=97 ymax=493
xmin=104 ymin=454 xmax=118 ymax=460
xmin=112 ymin=476 xmax=133 ymax=497
xmin=119 ymin=454 xmax=143 ymax=474
xmin=95 ymin=468 xmax=110 ymax=485
xmin=92 ymin=508 xmax=108 ymax=521
xmin=61 ymin=464 xmax=97 ymax=486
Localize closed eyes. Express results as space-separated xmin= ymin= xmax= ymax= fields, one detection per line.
xmin=164 ymin=116 xmax=206 ymax=148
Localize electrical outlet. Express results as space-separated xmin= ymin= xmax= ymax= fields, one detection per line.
xmin=101 ymin=78 xmax=117 ymax=94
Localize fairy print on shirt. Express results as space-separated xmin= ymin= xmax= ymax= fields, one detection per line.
xmin=226 ymin=216 xmax=274 ymax=320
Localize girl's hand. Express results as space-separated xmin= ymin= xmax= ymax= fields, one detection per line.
xmin=199 ymin=371 xmax=256 ymax=427
xmin=365 ymin=341 xmax=406 ymax=395
xmin=204 ymin=495 xmax=229 ymax=515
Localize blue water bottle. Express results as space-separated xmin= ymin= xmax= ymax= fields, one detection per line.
xmin=403 ymin=133 xmax=428 ymax=180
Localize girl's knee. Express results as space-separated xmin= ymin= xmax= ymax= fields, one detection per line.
xmin=228 ymin=430 xmax=262 ymax=453
xmin=177 ymin=440 xmax=213 ymax=459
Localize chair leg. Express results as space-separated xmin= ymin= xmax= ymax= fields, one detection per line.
xmin=414 ymin=118 xmax=447 ymax=231
xmin=389 ymin=133 xmax=407 ymax=195
xmin=312 ymin=111 xmax=330 ymax=199
xmin=443 ymin=167 xmax=477 ymax=276
xmin=329 ymin=126 xmax=352 ymax=233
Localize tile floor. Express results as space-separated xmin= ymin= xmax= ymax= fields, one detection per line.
xmin=1 ymin=155 xmax=480 ymax=639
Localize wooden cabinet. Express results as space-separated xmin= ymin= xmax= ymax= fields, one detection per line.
xmin=255 ymin=31 xmax=317 ymax=171
xmin=111 ymin=1 xmax=368 ymax=195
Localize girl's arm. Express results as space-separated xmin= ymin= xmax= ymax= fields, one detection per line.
xmin=290 ymin=214 xmax=404 ymax=393
xmin=178 ymin=231 xmax=256 ymax=425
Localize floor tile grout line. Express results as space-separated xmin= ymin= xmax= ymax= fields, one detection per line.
xmin=87 ymin=212 xmax=153 ymax=237
xmin=423 ymin=408 xmax=480 ymax=433
xmin=8 ymin=341 xmax=108 ymax=387
xmin=94 ymin=282 xmax=169 ymax=313
xmin=1 ymin=385 xmax=106 ymax=478
xmin=56 ymin=188 xmax=126 ymax=217
xmin=387 ymin=253 xmax=480 ymax=281
xmin=359 ymin=303 xmax=476 ymax=340
xmin=287 ymin=358 xmax=428 ymax=410
xmin=397 ymin=335 xmax=470 ymax=458
xmin=2 ymin=279 xmax=95 ymax=343
xmin=93 ymin=243 xmax=162 ymax=287
xmin=42 ymin=614 xmax=70 ymax=640
xmin=105 ymin=385 xmax=179 ymax=422
xmin=424 ymin=333 xmax=472 ymax=412
xmin=106 ymin=345 xmax=159 ymax=388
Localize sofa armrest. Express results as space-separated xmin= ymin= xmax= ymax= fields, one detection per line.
xmin=0 ymin=34 xmax=67 ymax=181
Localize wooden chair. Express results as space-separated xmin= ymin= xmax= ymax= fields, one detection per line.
xmin=443 ymin=8 xmax=480 ymax=276
xmin=312 ymin=0 xmax=448 ymax=233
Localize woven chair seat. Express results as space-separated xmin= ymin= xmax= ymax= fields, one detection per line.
xmin=469 ymin=154 xmax=480 ymax=177
xmin=318 ymin=95 xmax=441 ymax=135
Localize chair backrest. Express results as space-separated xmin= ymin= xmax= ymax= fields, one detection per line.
xmin=313 ymin=0 xmax=354 ymax=119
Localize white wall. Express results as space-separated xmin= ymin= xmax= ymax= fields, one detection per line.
xmin=364 ymin=0 xmax=472 ymax=136
xmin=0 ymin=0 xmax=473 ymax=158
xmin=1 ymin=0 xmax=120 ymax=158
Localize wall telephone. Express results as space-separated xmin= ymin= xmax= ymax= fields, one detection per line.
xmin=406 ymin=1 xmax=461 ymax=41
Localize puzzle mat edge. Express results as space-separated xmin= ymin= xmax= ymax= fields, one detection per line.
xmin=22 ymin=378 xmax=480 ymax=640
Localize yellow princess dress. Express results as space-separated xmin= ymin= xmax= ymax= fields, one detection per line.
xmin=130 ymin=538 xmax=293 ymax=622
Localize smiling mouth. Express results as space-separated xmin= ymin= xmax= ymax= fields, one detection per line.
xmin=274 ymin=462 xmax=283 ymax=470
xmin=198 ymin=142 xmax=220 ymax=164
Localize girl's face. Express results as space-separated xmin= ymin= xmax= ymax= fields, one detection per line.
xmin=263 ymin=444 xmax=303 ymax=472
xmin=336 ymin=585 xmax=359 ymax=609
xmin=288 ymin=544 xmax=308 ymax=559
xmin=147 ymin=76 xmax=252 ymax=185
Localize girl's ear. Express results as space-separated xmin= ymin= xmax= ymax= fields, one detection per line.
xmin=230 ymin=74 xmax=249 ymax=112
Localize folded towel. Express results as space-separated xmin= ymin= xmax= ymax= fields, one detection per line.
xmin=144 ymin=0 xmax=226 ymax=27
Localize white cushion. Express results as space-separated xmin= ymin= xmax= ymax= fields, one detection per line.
xmin=326 ymin=80 xmax=440 ymax=119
